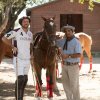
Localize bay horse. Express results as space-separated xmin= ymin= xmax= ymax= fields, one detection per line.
xmin=56 ymin=32 xmax=93 ymax=72
xmin=31 ymin=17 xmax=57 ymax=99
xmin=0 ymin=34 xmax=12 ymax=64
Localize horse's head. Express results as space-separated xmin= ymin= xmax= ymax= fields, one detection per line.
xmin=42 ymin=16 xmax=56 ymax=46
xmin=42 ymin=16 xmax=56 ymax=34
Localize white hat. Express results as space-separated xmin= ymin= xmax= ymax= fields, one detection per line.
xmin=61 ymin=25 xmax=75 ymax=32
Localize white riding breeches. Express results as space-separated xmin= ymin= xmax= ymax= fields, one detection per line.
xmin=13 ymin=57 xmax=30 ymax=76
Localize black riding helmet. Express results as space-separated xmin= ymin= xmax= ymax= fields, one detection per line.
xmin=19 ymin=16 xmax=31 ymax=26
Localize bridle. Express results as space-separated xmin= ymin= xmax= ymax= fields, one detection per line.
xmin=43 ymin=18 xmax=56 ymax=46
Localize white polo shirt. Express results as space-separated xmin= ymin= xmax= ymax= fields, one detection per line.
xmin=4 ymin=28 xmax=33 ymax=60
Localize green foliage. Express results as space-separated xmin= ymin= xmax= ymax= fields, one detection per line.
xmin=95 ymin=0 xmax=100 ymax=2
xmin=30 ymin=0 xmax=99 ymax=11
xmin=0 ymin=0 xmax=27 ymax=32
xmin=72 ymin=0 xmax=98 ymax=11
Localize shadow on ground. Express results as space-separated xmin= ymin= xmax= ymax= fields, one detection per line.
xmin=0 ymin=82 xmax=35 ymax=99
xmin=0 ymin=82 xmax=61 ymax=99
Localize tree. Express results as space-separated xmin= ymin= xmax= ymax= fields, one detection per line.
xmin=0 ymin=0 xmax=55 ymax=35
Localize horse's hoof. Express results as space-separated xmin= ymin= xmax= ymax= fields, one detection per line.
xmin=47 ymin=91 xmax=53 ymax=99
xmin=93 ymin=70 xmax=96 ymax=72
xmin=34 ymin=93 xmax=42 ymax=100
xmin=34 ymin=91 xmax=42 ymax=97
xmin=88 ymin=70 xmax=92 ymax=73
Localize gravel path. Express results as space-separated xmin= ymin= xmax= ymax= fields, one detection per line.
xmin=0 ymin=57 xmax=100 ymax=100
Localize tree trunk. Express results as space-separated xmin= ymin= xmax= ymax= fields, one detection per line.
xmin=0 ymin=5 xmax=10 ymax=35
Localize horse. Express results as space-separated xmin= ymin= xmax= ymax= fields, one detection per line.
xmin=56 ymin=32 xmax=93 ymax=72
xmin=75 ymin=32 xmax=92 ymax=72
xmin=0 ymin=34 xmax=12 ymax=64
xmin=31 ymin=17 xmax=57 ymax=99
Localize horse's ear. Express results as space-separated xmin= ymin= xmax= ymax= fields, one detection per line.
xmin=41 ymin=17 xmax=46 ymax=21
xmin=52 ymin=16 xmax=56 ymax=20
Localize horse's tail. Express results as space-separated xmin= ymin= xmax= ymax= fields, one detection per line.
xmin=88 ymin=35 xmax=92 ymax=45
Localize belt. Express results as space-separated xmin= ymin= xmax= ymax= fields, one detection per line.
xmin=63 ymin=62 xmax=78 ymax=66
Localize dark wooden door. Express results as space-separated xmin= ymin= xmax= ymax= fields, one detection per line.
xmin=60 ymin=14 xmax=83 ymax=33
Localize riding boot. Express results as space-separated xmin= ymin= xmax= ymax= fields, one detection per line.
xmin=21 ymin=75 xmax=28 ymax=98
xmin=15 ymin=75 xmax=24 ymax=100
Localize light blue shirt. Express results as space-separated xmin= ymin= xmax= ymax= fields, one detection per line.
xmin=56 ymin=37 xmax=82 ymax=63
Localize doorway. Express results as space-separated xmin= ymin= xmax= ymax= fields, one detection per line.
xmin=60 ymin=14 xmax=83 ymax=33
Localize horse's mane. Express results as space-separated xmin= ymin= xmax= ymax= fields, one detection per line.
xmin=33 ymin=32 xmax=43 ymax=47
xmin=33 ymin=31 xmax=43 ymax=39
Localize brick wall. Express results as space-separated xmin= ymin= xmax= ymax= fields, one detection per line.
xmin=29 ymin=0 xmax=100 ymax=51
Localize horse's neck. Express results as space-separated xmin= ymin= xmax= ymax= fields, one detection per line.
xmin=42 ymin=31 xmax=49 ymax=41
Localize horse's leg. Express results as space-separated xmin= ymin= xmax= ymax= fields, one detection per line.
xmin=46 ymin=68 xmax=53 ymax=98
xmin=52 ymin=62 xmax=57 ymax=89
xmin=79 ymin=50 xmax=84 ymax=70
xmin=84 ymin=47 xmax=92 ymax=72
xmin=34 ymin=66 xmax=42 ymax=97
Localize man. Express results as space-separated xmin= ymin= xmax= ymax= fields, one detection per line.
xmin=56 ymin=25 xmax=82 ymax=100
xmin=2 ymin=16 xmax=33 ymax=100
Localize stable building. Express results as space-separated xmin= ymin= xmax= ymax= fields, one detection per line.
xmin=26 ymin=0 xmax=100 ymax=52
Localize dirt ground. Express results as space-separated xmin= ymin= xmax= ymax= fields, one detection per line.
xmin=0 ymin=57 xmax=100 ymax=100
